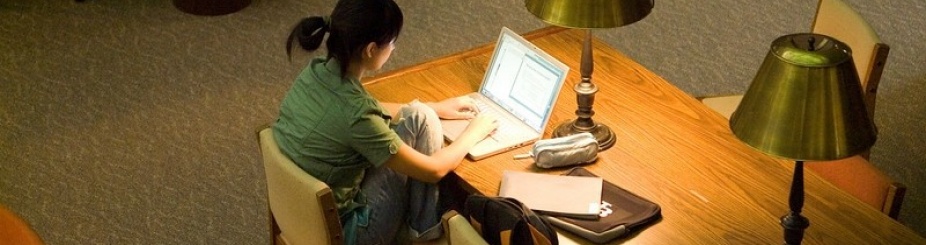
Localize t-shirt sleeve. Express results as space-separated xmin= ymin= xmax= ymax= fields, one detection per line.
xmin=349 ymin=102 xmax=402 ymax=167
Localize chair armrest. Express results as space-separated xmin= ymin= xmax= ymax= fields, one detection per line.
xmin=441 ymin=210 xmax=488 ymax=245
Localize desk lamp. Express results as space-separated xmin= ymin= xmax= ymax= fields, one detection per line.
xmin=524 ymin=0 xmax=654 ymax=150
xmin=729 ymin=33 xmax=877 ymax=245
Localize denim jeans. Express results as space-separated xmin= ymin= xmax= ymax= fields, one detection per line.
xmin=353 ymin=101 xmax=444 ymax=245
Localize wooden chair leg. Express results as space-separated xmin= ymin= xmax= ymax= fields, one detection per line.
xmin=269 ymin=207 xmax=284 ymax=245
xmin=884 ymin=183 xmax=906 ymax=220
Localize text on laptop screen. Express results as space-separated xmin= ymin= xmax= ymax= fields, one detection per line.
xmin=481 ymin=34 xmax=568 ymax=132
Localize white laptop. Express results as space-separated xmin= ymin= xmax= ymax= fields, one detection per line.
xmin=441 ymin=27 xmax=569 ymax=160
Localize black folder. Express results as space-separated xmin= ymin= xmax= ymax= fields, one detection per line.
xmin=543 ymin=167 xmax=662 ymax=244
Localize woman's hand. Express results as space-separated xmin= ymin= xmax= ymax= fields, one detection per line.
xmin=462 ymin=114 xmax=498 ymax=140
xmin=428 ymin=96 xmax=479 ymax=120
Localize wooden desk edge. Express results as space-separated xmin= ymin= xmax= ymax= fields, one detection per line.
xmin=365 ymin=26 xmax=568 ymax=85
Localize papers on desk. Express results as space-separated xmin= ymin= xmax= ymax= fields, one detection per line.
xmin=498 ymin=170 xmax=603 ymax=219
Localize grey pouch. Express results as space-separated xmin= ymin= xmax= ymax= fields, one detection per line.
xmin=515 ymin=132 xmax=599 ymax=168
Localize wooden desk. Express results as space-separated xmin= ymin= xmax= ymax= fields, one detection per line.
xmin=364 ymin=27 xmax=925 ymax=244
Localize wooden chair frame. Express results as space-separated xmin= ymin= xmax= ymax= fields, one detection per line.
xmin=257 ymin=125 xmax=343 ymax=245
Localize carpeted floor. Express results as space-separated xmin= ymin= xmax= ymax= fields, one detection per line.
xmin=2 ymin=0 xmax=924 ymax=244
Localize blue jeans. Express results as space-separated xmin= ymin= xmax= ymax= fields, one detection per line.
xmin=352 ymin=101 xmax=445 ymax=245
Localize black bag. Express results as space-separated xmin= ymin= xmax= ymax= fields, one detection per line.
xmin=463 ymin=195 xmax=558 ymax=245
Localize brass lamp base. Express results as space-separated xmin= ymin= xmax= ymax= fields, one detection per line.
xmin=553 ymin=120 xmax=616 ymax=150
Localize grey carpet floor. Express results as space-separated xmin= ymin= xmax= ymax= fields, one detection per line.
xmin=2 ymin=0 xmax=924 ymax=244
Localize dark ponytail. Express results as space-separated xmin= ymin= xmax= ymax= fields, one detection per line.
xmin=285 ymin=16 xmax=329 ymax=59
xmin=286 ymin=0 xmax=403 ymax=77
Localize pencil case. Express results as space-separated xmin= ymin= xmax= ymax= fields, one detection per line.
xmin=515 ymin=132 xmax=599 ymax=168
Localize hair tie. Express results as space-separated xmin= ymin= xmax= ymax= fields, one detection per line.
xmin=322 ymin=16 xmax=331 ymax=28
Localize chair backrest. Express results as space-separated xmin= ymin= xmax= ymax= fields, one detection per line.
xmin=812 ymin=0 xmax=890 ymax=120
xmin=258 ymin=126 xmax=343 ymax=245
xmin=0 ymin=204 xmax=44 ymax=245
xmin=805 ymin=0 xmax=905 ymax=220
xmin=806 ymin=155 xmax=906 ymax=219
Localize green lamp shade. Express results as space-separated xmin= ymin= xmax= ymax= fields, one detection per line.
xmin=525 ymin=0 xmax=654 ymax=28
xmin=730 ymin=33 xmax=877 ymax=161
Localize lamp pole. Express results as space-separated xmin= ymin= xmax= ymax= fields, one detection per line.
xmin=782 ymin=160 xmax=810 ymax=245
xmin=553 ymin=29 xmax=616 ymax=150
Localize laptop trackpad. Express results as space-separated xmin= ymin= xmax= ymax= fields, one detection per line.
xmin=441 ymin=119 xmax=469 ymax=142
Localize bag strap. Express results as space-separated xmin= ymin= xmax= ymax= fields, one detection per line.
xmin=495 ymin=197 xmax=558 ymax=245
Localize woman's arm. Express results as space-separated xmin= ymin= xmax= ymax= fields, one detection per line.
xmin=381 ymin=96 xmax=478 ymax=120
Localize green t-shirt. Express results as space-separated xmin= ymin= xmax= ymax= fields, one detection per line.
xmin=272 ymin=57 xmax=402 ymax=220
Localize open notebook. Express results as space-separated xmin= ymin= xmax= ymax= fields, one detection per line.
xmin=441 ymin=27 xmax=569 ymax=160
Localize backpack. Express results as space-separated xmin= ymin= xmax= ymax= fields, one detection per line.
xmin=463 ymin=195 xmax=558 ymax=245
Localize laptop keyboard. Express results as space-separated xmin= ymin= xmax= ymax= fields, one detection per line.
xmin=475 ymin=99 xmax=523 ymax=142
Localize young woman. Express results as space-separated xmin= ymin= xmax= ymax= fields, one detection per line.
xmin=272 ymin=0 xmax=497 ymax=244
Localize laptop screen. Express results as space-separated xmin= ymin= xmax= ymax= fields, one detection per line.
xmin=480 ymin=28 xmax=569 ymax=132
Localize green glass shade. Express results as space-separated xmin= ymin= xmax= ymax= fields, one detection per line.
xmin=730 ymin=33 xmax=877 ymax=161
xmin=525 ymin=0 xmax=654 ymax=28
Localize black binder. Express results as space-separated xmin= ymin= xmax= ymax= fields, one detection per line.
xmin=542 ymin=167 xmax=662 ymax=244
